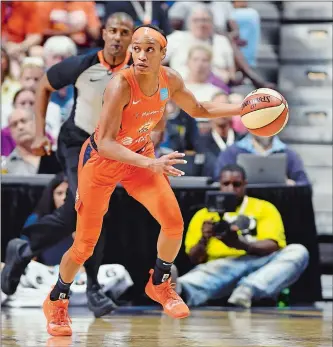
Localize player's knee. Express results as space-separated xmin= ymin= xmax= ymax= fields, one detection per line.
xmin=69 ymin=241 xmax=95 ymax=265
xmin=162 ymin=215 xmax=184 ymax=239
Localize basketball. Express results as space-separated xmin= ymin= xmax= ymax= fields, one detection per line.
xmin=240 ymin=88 xmax=289 ymax=137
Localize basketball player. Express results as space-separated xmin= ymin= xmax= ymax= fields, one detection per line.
xmin=43 ymin=25 xmax=243 ymax=336
xmin=1 ymin=13 xmax=134 ymax=318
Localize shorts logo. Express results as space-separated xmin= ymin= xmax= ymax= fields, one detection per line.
xmin=162 ymin=274 xmax=170 ymax=282
xmin=160 ymin=88 xmax=168 ymax=101
xmin=121 ymin=137 xmax=133 ymax=145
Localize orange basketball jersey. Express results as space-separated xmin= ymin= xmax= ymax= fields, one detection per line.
xmin=95 ymin=65 xmax=170 ymax=153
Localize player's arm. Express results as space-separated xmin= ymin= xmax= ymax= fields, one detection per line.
xmin=153 ymin=108 xmax=167 ymax=131
xmin=168 ymin=68 xmax=242 ymax=119
xmin=35 ymin=75 xmax=56 ymax=139
xmin=97 ymin=75 xmax=186 ymax=176
xmin=33 ymin=56 xmax=85 ymax=156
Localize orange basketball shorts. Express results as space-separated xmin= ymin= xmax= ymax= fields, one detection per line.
xmin=69 ymin=139 xmax=184 ymax=265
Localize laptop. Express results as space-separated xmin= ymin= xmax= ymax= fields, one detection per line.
xmin=237 ymin=153 xmax=287 ymax=184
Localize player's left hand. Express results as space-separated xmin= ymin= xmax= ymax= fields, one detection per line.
xmin=148 ymin=151 xmax=187 ymax=177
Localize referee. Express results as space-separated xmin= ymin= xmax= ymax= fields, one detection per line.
xmin=2 ymin=13 xmax=134 ymax=318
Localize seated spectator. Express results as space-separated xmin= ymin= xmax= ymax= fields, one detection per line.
xmin=5 ymin=108 xmax=61 ymax=175
xmin=166 ymin=3 xmax=272 ymax=89
xmin=214 ymin=134 xmax=310 ymax=185
xmin=169 ymin=1 xmax=260 ymax=67
xmin=166 ymin=4 xmax=236 ymax=84
xmin=43 ymin=36 xmax=77 ymax=122
xmin=104 ymin=1 xmax=171 ymax=35
xmin=231 ymin=1 xmax=260 ymax=67
xmin=185 ymin=45 xmax=228 ymax=100
xmin=1 ymin=47 xmax=21 ymax=106
xmin=198 ymin=92 xmax=244 ymax=177
xmin=1 ymin=1 xmax=43 ymax=59
xmin=177 ymin=164 xmax=309 ymax=307
xmin=1 ymin=88 xmax=61 ymax=155
xmin=19 ymin=59 xmax=44 ymax=91
xmin=160 ymin=101 xmax=200 ymax=153
xmin=23 ymin=172 xmax=73 ymax=265
xmin=36 ymin=1 xmax=101 ymax=52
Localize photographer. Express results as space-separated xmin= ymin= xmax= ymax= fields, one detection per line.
xmin=177 ymin=164 xmax=309 ymax=308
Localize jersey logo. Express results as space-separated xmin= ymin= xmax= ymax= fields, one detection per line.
xmin=121 ymin=137 xmax=133 ymax=146
xmin=160 ymin=88 xmax=168 ymax=101
xmin=138 ymin=121 xmax=153 ymax=134
xmin=133 ymin=99 xmax=141 ymax=105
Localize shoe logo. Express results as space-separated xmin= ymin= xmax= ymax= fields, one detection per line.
xmin=162 ymin=274 xmax=170 ymax=282
xmin=133 ymin=100 xmax=141 ymax=105
xmin=59 ymin=293 xmax=67 ymax=299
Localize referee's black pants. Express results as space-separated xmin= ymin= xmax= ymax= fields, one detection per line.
xmin=22 ymin=135 xmax=106 ymax=286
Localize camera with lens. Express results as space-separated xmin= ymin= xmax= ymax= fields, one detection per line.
xmin=205 ymin=192 xmax=237 ymax=237
xmin=205 ymin=192 xmax=252 ymax=239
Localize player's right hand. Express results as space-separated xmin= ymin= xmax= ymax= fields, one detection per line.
xmin=31 ymin=135 xmax=52 ymax=156
xmin=148 ymin=151 xmax=186 ymax=177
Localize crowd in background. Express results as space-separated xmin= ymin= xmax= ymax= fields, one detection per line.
xmin=1 ymin=0 xmax=309 ymax=184
xmin=1 ymin=0 xmax=314 ymax=309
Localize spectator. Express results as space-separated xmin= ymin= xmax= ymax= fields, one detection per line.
xmin=104 ymin=1 xmax=171 ymax=35
xmin=43 ymin=36 xmax=77 ymax=69
xmin=231 ymin=1 xmax=260 ymax=67
xmin=166 ymin=4 xmax=236 ymax=83
xmin=177 ymin=164 xmax=309 ymax=307
xmin=36 ymin=1 xmax=101 ymax=52
xmin=5 ymin=108 xmax=61 ymax=175
xmin=199 ymin=92 xmax=244 ymax=177
xmin=160 ymin=101 xmax=200 ymax=153
xmin=168 ymin=1 xmax=260 ymax=67
xmin=43 ymin=36 xmax=77 ymax=122
xmin=2 ymin=88 xmax=61 ymax=151
xmin=1 ymin=47 xmax=21 ymax=103
xmin=214 ymin=133 xmax=310 ymax=185
xmin=185 ymin=45 xmax=228 ymax=100
xmin=23 ymin=172 xmax=73 ymax=266
xmin=1 ymin=47 xmax=21 ymax=117
xmin=169 ymin=1 xmax=234 ymax=34
xmin=19 ymin=60 xmax=44 ymax=91
xmin=1 ymin=1 xmax=43 ymax=59
xmin=2 ymin=88 xmax=38 ymax=156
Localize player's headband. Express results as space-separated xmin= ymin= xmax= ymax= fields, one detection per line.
xmin=132 ymin=27 xmax=167 ymax=49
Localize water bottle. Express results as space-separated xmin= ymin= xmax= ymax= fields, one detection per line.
xmin=1 ymin=156 xmax=8 ymax=174
xmin=277 ymin=288 xmax=290 ymax=308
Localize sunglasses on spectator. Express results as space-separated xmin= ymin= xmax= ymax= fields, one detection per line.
xmin=222 ymin=181 xmax=243 ymax=188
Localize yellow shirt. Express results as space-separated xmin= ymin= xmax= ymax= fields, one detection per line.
xmin=185 ymin=196 xmax=286 ymax=261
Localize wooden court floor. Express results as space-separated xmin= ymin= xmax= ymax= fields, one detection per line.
xmin=1 ymin=305 xmax=332 ymax=347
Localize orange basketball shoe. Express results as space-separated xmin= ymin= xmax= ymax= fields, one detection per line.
xmin=43 ymin=293 xmax=72 ymax=336
xmin=145 ymin=269 xmax=190 ymax=319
